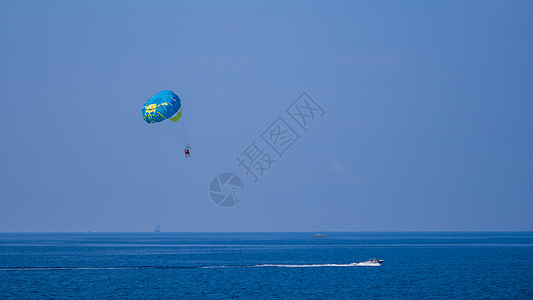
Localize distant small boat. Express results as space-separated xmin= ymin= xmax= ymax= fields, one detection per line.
xmin=315 ymin=234 xmax=325 ymax=238
xmin=154 ymin=222 xmax=161 ymax=233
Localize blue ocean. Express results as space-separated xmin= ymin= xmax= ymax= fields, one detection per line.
xmin=0 ymin=232 xmax=532 ymax=298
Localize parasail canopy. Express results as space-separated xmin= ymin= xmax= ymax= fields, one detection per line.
xmin=141 ymin=90 xmax=182 ymax=124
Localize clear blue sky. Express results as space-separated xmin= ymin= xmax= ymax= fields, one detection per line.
xmin=1 ymin=1 xmax=532 ymax=232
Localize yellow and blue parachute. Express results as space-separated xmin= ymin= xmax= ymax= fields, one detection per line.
xmin=141 ymin=90 xmax=182 ymax=124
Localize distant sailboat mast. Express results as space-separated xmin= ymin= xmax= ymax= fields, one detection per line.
xmin=154 ymin=221 xmax=161 ymax=233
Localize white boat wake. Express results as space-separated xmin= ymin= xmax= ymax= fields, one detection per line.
xmin=252 ymin=261 xmax=383 ymax=268
xmin=0 ymin=260 xmax=383 ymax=271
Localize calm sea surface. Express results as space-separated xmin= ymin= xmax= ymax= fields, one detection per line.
xmin=0 ymin=232 xmax=532 ymax=299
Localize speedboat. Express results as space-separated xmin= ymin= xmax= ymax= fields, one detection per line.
xmin=358 ymin=258 xmax=384 ymax=266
